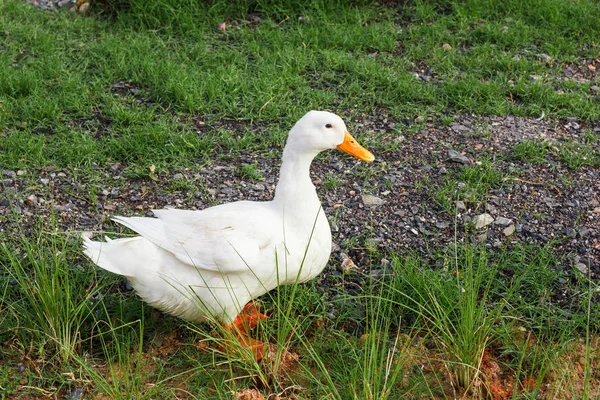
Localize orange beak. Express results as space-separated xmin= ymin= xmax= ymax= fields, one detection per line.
xmin=336 ymin=131 xmax=375 ymax=162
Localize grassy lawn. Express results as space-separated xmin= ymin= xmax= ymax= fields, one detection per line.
xmin=1 ymin=0 xmax=599 ymax=398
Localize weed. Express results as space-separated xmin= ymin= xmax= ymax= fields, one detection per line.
xmin=234 ymin=162 xmax=264 ymax=182
xmin=512 ymin=139 xmax=550 ymax=163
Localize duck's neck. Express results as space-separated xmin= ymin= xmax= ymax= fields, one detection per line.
xmin=273 ymin=147 xmax=320 ymax=209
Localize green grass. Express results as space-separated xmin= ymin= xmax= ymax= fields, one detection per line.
xmin=1 ymin=0 xmax=600 ymax=398
xmin=2 ymin=0 xmax=600 ymax=172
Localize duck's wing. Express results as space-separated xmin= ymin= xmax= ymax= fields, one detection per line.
xmin=112 ymin=203 xmax=280 ymax=274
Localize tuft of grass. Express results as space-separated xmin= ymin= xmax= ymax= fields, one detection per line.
xmin=511 ymin=139 xmax=550 ymax=163
xmin=1 ymin=217 xmax=101 ymax=364
xmin=557 ymin=131 xmax=600 ymax=169
xmin=387 ymin=246 xmax=504 ymax=392
xmin=234 ymin=162 xmax=264 ymax=182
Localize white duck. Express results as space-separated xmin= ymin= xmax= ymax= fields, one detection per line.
xmin=83 ymin=111 xmax=374 ymax=359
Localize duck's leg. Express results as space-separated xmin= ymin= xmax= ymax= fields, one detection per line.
xmin=234 ymin=302 xmax=268 ymax=330
xmin=221 ymin=302 xmax=267 ymax=361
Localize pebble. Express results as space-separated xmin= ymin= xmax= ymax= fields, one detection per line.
xmin=494 ymin=216 xmax=512 ymax=226
xmin=173 ymin=173 xmax=185 ymax=180
xmin=369 ymin=269 xmax=385 ymax=279
xmin=473 ymin=213 xmax=494 ymax=229
xmin=503 ymin=224 xmax=516 ymax=236
xmin=251 ymin=183 xmax=265 ymax=191
xmin=330 ymin=221 xmax=339 ymax=232
xmin=220 ymin=187 xmax=234 ymax=195
xmin=447 ymin=149 xmax=471 ymax=164
xmin=361 ymin=194 xmax=385 ymax=206
xmin=40 ymin=178 xmax=50 ymax=185
xmin=476 ymin=233 xmax=488 ymax=243
xmin=449 ymin=123 xmax=470 ymax=132
xmin=456 ymin=201 xmax=467 ymax=211
xmin=338 ymin=257 xmax=359 ymax=273
xmin=26 ymin=195 xmax=38 ymax=206
xmin=579 ymin=227 xmax=591 ymax=238
xmin=439 ymin=167 xmax=447 ymax=174
xmin=2 ymin=169 xmax=16 ymax=178
xmin=538 ymin=53 xmax=552 ymax=62
xmin=576 ymin=263 xmax=588 ymax=275
xmin=66 ymin=388 xmax=84 ymax=400
xmin=544 ymin=197 xmax=560 ymax=207
xmin=331 ymin=161 xmax=344 ymax=171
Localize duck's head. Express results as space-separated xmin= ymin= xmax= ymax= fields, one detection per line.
xmin=287 ymin=111 xmax=375 ymax=162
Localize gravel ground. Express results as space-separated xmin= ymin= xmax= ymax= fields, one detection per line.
xmin=2 ymin=110 xmax=599 ymax=313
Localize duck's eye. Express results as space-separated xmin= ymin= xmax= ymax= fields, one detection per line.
xmin=325 ymin=123 xmax=333 ymax=128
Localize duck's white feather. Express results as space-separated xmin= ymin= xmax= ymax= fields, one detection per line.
xmin=111 ymin=202 xmax=279 ymax=273
xmin=83 ymin=111 xmax=372 ymax=324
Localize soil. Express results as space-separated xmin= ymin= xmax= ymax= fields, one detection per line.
xmin=2 ymin=110 xmax=599 ymax=313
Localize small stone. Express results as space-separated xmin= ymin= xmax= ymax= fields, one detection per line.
xmin=494 ymin=217 xmax=512 ymax=226
xmin=435 ymin=221 xmax=450 ymax=229
xmin=220 ymin=187 xmax=234 ymax=195
xmin=361 ymin=194 xmax=385 ymax=206
xmin=473 ymin=213 xmax=494 ymax=229
xmin=439 ymin=167 xmax=447 ymax=174
xmin=503 ymin=224 xmax=516 ymax=236
xmin=456 ymin=201 xmax=466 ymax=211
xmin=110 ymin=163 xmax=120 ymax=174
xmin=544 ymin=197 xmax=560 ymax=207
xmin=25 ymin=195 xmax=38 ymax=206
xmin=207 ymin=188 xmax=217 ymax=196
xmin=66 ymin=388 xmax=84 ymax=400
xmin=330 ymin=221 xmax=339 ymax=232
xmin=40 ymin=178 xmax=50 ymax=185
xmin=370 ymin=269 xmax=385 ymax=279
xmin=579 ymin=227 xmax=592 ymax=237
xmin=338 ymin=257 xmax=359 ymax=273
xmin=447 ymin=149 xmax=471 ymax=164
xmin=77 ymin=0 xmax=90 ymax=13
xmin=575 ymin=263 xmax=588 ymax=275
xmin=442 ymin=43 xmax=453 ymax=51
xmin=17 ymin=170 xmax=26 ymax=176
xmin=251 ymin=183 xmax=265 ymax=191
xmin=449 ymin=123 xmax=470 ymax=132
xmin=476 ymin=233 xmax=488 ymax=243
xmin=2 ymin=170 xmax=16 ymax=178
xmin=538 ymin=53 xmax=552 ymax=62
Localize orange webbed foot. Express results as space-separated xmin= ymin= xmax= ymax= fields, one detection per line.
xmin=219 ymin=302 xmax=267 ymax=361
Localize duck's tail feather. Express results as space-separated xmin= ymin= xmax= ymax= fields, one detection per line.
xmin=82 ymin=234 xmax=155 ymax=277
